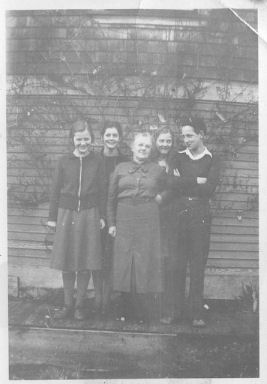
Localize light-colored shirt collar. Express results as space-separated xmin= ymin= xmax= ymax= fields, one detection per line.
xmin=73 ymin=149 xmax=91 ymax=158
xmin=179 ymin=147 xmax=212 ymax=160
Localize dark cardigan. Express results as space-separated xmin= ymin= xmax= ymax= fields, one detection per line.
xmin=49 ymin=151 xmax=106 ymax=222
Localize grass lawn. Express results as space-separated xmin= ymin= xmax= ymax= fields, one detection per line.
xmin=9 ymin=294 xmax=259 ymax=379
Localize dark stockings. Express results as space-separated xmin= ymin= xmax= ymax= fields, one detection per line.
xmin=62 ymin=270 xmax=102 ymax=309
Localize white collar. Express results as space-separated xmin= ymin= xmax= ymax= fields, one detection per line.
xmin=179 ymin=147 xmax=212 ymax=160
xmin=73 ymin=149 xmax=90 ymax=158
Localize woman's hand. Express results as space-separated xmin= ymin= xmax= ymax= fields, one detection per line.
xmin=100 ymin=218 xmax=106 ymax=230
xmin=173 ymin=168 xmax=180 ymax=177
xmin=47 ymin=221 xmax=56 ymax=228
xmin=155 ymin=194 xmax=163 ymax=204
xmin=197 ymin=177 xmax=207 ymax=184
xmin=109 ymin=226 xmax=116 ymax=237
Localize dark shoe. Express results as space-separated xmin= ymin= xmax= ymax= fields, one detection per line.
xmin=74 ymin=307 xmax=87 ymax=320
xmin=137 ymin=318 xmax=148 ymax=325
xmin=117 ymin=315 xmax=127 ymax=322
xmin=135 ymin=313 xmax=150 ymax=325
xmin=94 ymin=298 xmax=102 ymax=312
xmin=101 ymin=306 xmax=109 ymax=318
xmin=54 ymin=306 xmax=73 ymax=320
xmin=192 ymin=319 xmax=206 ymax=328
xmin=91 ymin=299 xmax=102 ymax=314
xmin=160 ymin=316 xmax=174 ymax=325
xmin=91 ymin=306 xmax=102 ymax=320
xmin=101 ymin=301 xmax=110 ymax=315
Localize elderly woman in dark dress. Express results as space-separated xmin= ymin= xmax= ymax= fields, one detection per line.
xmin=47 ymin=120 xmax=105 ymax=320
xmin=107 ymin=132 xmax=166 ymax=323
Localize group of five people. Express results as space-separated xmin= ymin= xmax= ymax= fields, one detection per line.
xmin=47 ymin=117 xmax=220 ymax=327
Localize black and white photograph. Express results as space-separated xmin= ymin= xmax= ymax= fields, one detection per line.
xmin=2 ymin=0 xmax=265 ymax=381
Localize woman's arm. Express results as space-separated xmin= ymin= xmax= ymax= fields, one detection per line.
xmin=107 ymin=165 xmax=120 ymax=228
xmin=48 ymin=158 xmax=64 ymax=222
xmin=97 ymin=157 xmax=107 ymax=221
xmin=155 ymin=168 xmax=174 ymax=204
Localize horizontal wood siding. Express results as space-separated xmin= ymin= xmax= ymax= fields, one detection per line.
xmin=6 ymin=9 xmax=258 ymax=293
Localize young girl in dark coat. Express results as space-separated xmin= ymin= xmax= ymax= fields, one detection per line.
xmin=47 ymin=120 xmax=106 ymax=320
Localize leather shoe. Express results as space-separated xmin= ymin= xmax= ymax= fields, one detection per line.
xmin=74 ymin=307 xmax=86 ymax=320
xmin=192 ymin=319 xmax=206 ymax=328
xmin=160 ymin=316 xmax=174 ymax=325
xmin=54 ymin=306 xmax=73 ymax=320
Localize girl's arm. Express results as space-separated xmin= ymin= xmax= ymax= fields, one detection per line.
xmin=48 ymin=158 xmax=64 ymax=223
xmin=155 ymin=168 xmax=173 ymax=204
xmin=107 ymin=165 xmax=120 ymax=228
xmin=97 ymin=157 xmax=107 ymax=221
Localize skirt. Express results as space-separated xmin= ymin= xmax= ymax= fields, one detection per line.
xmin=113 ymin=201 xmax=163 ymax=294
xmin=51 ymin=207 xmax=102 ymax=272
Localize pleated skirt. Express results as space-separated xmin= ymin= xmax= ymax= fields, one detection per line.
xmin=50 ymin=207 xmax=102 ymax=272
xmin=113 ymin=201 xmax=163 ymax=294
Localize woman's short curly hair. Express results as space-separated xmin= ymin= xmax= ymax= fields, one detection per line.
xmin=101 ymin=121 xmax=123 ymax=138
xmin=154 ymin=126 xmax=174 ymax=143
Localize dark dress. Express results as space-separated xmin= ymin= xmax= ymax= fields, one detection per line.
xmin=107 ymin=160 xmax=166 ymax=294
xmin=48 ymin=151 xmax=106 ymax=272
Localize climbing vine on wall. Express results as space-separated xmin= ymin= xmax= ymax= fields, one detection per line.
xmin=7 ymin=9 xmax=258 ymax=215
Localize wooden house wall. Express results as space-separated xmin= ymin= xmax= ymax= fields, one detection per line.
xmin=6 ymin=9 xmax=258 ymax=298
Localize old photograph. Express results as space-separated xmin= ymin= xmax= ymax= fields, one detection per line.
xmin=4 ymin=1 xmax=262 ymax=380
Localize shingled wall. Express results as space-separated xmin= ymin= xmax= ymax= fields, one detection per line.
xmin=6 ymin=9 xmax=258 ymax=298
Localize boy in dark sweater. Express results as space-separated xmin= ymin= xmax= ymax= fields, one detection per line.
xmin=163 ymin=117 xmax=220 ymax=327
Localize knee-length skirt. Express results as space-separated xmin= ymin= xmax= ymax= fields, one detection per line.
xmin=51 ymin=207 xmax=102 ymax=272
xmin=113 ymin=201 xmax=163 ymax=294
